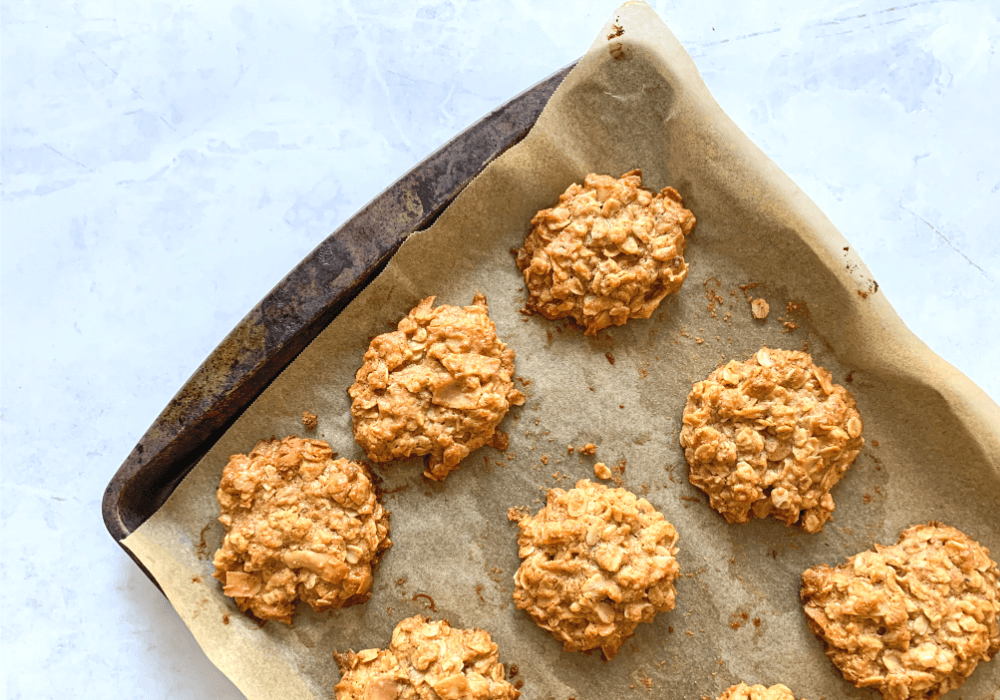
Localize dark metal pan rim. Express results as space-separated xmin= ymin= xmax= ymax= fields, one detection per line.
xmin=102 ymin=61 xmax=579 ymax=589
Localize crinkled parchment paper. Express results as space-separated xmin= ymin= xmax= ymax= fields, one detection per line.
xmin=123 ymin=3 xmax=1000 ymax=698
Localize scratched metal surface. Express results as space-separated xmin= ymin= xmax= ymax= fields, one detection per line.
xmin=101 ymin=62 xmax=577 ymax=585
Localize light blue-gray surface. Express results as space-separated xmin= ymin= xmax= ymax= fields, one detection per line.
xmin=2 ymin=1 xmax=997 ymax=698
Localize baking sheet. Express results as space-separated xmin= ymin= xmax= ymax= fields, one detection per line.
xmin=123 ymin=3 xmax=1000 ymax=699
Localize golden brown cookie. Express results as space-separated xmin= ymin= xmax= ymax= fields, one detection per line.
xmin=211 ymin=437 xmax=390 ymax=624
xmin=349 ymin=293 xmax=525 ymax=481
xmin=515 ymin=169 xmax=695 ymax=335
xmin=801 ymin=522 xmax=1000 ymax=700
xmin=717 ymin=683 xmax=803 ymax=700
xmin=334 ymin=616 xmax=520 ymax=700
xmin=679 ymin=348 xmax=863 ymax=533
xmin=512 ymin=479 xmax=680 ymax=659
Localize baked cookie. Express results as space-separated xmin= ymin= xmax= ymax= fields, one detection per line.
xmin=212 ymin=437 xmax=390 ymax=624
xmin=334 ymin=615 xmax=520 ymax=700
xmin=801 ymin=522 xmax=1000 ymax=700
xmin=515 ymin=169 xmax=695 ymax=335
xmin=349 ymin=293 xmax=525 ymax=481
xmin=512 ymin=479 xmax=680 ymax=659
xmin=717 ymin=683 xmax=803 ymax=700
xmin=679 ymin=348 xmax=863 ymax=533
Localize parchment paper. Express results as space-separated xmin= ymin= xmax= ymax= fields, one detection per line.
xmin=123 ymin=4 xmax=1000 ymax=699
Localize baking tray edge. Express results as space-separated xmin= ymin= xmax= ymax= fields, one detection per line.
xmin=102 ymin=61 xmax=578 ymax=588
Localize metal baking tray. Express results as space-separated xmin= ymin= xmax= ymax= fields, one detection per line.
xmin=102 ymin=63 xmax=577 ymax=588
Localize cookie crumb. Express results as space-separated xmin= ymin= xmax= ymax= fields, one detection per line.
xmin=302 ymin=411 xmax=318 ymax=430
xmin=786 ymin=300 xmax=809 ymax=316
xmin=594 ymin=462 xmax=612 ymax=479
xmin=580 ymin=443 xmax=597 ymax=456
xmin=195 ymin=523 xmax=211 ymax=560
xmin=751 ymin=298 xmax=769 ymax=319
xmin=490 ymin=430 xmax=510 ymax=451
xmin=605 ymin=352 xmax=616 ymax=365
xmin=508 ymin=506 xmax=529 ymax=522
xmin=411 ymin=593 xmax=437 ymax=612
xmin=704 ymin=277 xmax=724 ymax=317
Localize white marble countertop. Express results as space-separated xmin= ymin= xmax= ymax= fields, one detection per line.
xmin=2 ymin=1 xmax=997 ymax=698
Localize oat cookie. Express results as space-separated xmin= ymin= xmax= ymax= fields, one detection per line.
xmin=212 ymin=436 xmax=390 ymax=624
xmin=512 ymin=479 xmax=680 ymax=659
xmin=717 ymin=683 xmax=803 ymax=700
xmin=334 ymin=615 xmax=520 ymax=700
xmin=349 ymin=293 xmax=525 ymax=481
xmin=679 ymin=348 xmax=863 ymax=533
xmin=515 ymin=169 xmax=695 ymax=335
xmin=801 ymin=522 xmax=1000 ymax=700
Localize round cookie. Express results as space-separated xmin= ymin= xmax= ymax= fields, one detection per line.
xmin=334 ymin=616 xmax=520 ymax=700
xmin=717 ymin=683 xmax=802 ymax=700
xmin=349 ymin=292 xmax=525 ymax=481
xmin=212 ymin=436 xmax=390 ymax=624
xmin=512 ymin=479 xmax=680 ymax=659
xmin=801 ymin=522 xmax=1000 ymax=700
xmin=679 ymin=347 xmax=863 ymax=533
xmin=515 ymin=169 xmax=695 ymax=335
